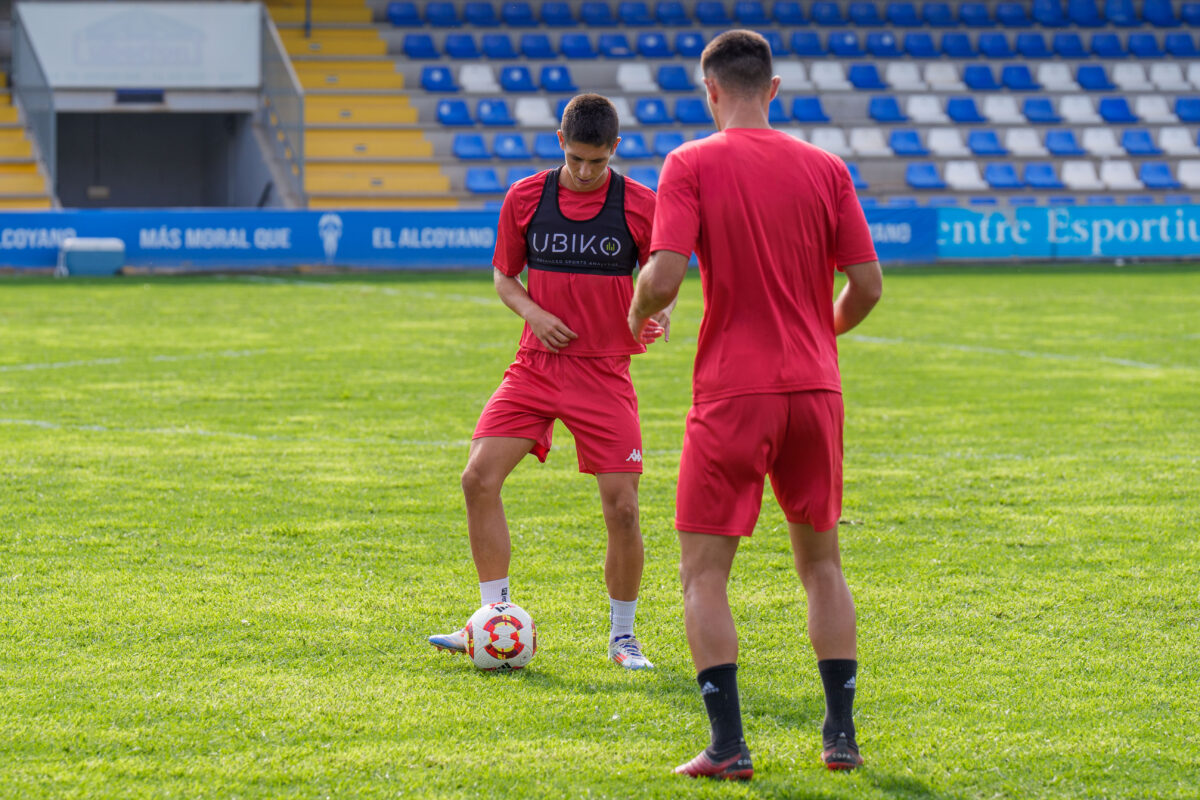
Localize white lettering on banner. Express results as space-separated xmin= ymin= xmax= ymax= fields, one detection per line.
xmin=140 ymin=227 xmax=182 ymax=249
xmin=0 ymin=228 xmax=78 ymax=250
xmin=372 ymin=227 xmax=395 ymax=249
xmin=252 ymin=228 xmax=291 ymax=250
xmin=387 ymin=226 xmax=496 ymax=250
xmin=868 ymin=222 xmax=912 ymax=244
xmin=183 ymin=228 xmax=251 ymax=249
xmin=1049 ymin=207 xmax=1200 ymax=256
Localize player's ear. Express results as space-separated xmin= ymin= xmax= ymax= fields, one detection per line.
xmin=610 ymin=137 xmax=621 ymax=156
xmin=556 ymin=130 xmax=566 ymax=149
xmin=768 ymin=75 xmax=781 ymax=101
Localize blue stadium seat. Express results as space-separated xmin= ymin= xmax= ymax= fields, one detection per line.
xmin=1086 ymin=195 xmax=1115 ymax=205
xmin=581 ymin=2 xmax=617 ymax=25
xmin=735 ymin=1 xmax=769 ymax=24
xmin=1105 ymin=0 xmax=1139 ymax=26
xmin=1023 ymin=97 xmax=1061 ymax=123
xmin=759 ymin=30 xmax=788 ymax=56
xmin=1163 ymin=194 xmax=1192 ymax=204
xmin=534 ymin=132 xmax=562 ymax=159
xmin=869 ymin=96 xmax=907 ymax=122
xmin=654 ymin=131 xmax=685 ymax=156
xmin=636 ymin=98 xmax=671 ymax=124
xmin=889 ymin=129 xmax=928 ymax=156
xmin=847 ymin=164 xmax=868 ymax=190
xmin=1048 ymin=196 xmax=1078 ymax=205
xmin=979 ymin=34 xmax=1015 ymax=59
xmin=1017 ymin=33 xmax=1051 ymax=58
xmin=1124 ymin=195 xmax=1156 ymax=204
xmin=466 ymin=168 xmax=504 ymax=194
xmin=438 ymin=99 xmax=472 ymax=125
xmin=506 ymin=167 xmax=539 ymax=188
xmin=421 ymin=66 xmax=457 ymax=92
xmin=556 ymin=97 xmax=573 ymax=120
xmin=403 ymin=34 xmax=438 ymax=58
xmin=1033 ymin=0 xmax=1068 ymax=26
xmin=1077 ymin=65 xmax=1115 ymax=90
xmin=968 ymin=130 xmax=1007 ymax=156
xmin=454 ymin=134 xmax=488 ymax=159
xmin=1176 ymin=98 xmax=1200 ymax=123
xmin=464 ymin=2 xmax=500 ymax=26
xmin=520 ymin=34 xmax=556 ymax=58
xmin=1144 ymin=0 xmax=1179 ymax=26
xmin=968 ymin=196 xmax=998 ymax=206
xmin=941 ymin=33 xmax=975 ymax=59
xmin=618 ymin=133 xmax=652 ymax=159
xmin=561 ymin=34 xmax=598 ymax=58
xmin=849 ymin=2 xmax=884 ymax=25
xmin=478 ymin=99 xmax=516 ymax=126
xmin=923 ymin=2 xmax=955 ymax=25
xmin=1140 ymin=162 xmax=1181 ymax=189
xmin=1091 ymin=33 xmax=1125 ymax=58
xmin=1166 ymin=33 xmax=1199 ymax=57
xmin=387 ymin=2 xmax=421 ymax=26
xmin=599 ymin=33 xmax=634 ymax=57
xmin=446 ymin=34 xmax=481 ymax=59
xmin=959 ymin=3 xmax=992 ymax=26
xmin=867 ymin=32 xmax=901 ymax=58
xmin=502 ymin=1 xmax=537 ymax=25
xmin=768 ymin=98 xmax=789 ymax=123
xmin=1128 ymin=34 xmax=1164 ymax=58
xmin=948 ymin=97 xmax=987 ymax=123
xmin=676 ymin=97 xmax=713 ymax=124
xmin=888 ymin=196 xmax=921 ymax=208
xmin=995 ymin=2 xmax=1032 ymax=26
xmin=829 ymin=32 xmax=864 ymax=57
xmin=658 ymin=64 xmax=694 ymax=90
xmin=1046 ymin=129 xmax=1086 ymax=155
xmin=500 ymin=66 xmax=536 ymax=92
xmin=656 ymin=1 xmax=691 ymax=24
xmin=792 ymin=96 xmax=831 ymax=122
xmin=494 ymin=133 xmax=531 ymax=159
xmin=773 ymin=1 xmax=806 ymax=23
xmin=628 ymin=166 xmax=659 ymax=191
xmin=1069 ymin=0 xmax=1104 ymax=26
xmin=858 ymin=197 xmax=879 ymax=208
xmin=539 ymin=65 xmax=576 ymax=92
xmin=1099 ymin=97 xmax=1137 ymax=123
xmin=637 ymin=32 xmax=672 ymax=57
xmin=1002 ymin=65 xmax=1039 ymax=91
xmin=791 ymin=32 xmax=825 ymax=56
xmin=1122 ymin=129 xmax=1162 ymax=156
xmin=812 ymin=2 xmax=846 ymax=24
xmin=964 ymin=66 xmax=1000 ymax=91
xmin=849 ymin=64 xmax=887 ymax=89
xmin=1024 ymin=163 xmax=1065 ymax=189
xmin=676 ymin=31 xmax=707 ymax=57
xmin=886 ymin=1 xmax=920 ymax=25
xmin=426 ymin=2 xmax=460 ymax=26
xmin=907 ymin=163 xmax=946 ymax=189
xmin=904 ymin=33 xmax=938 ymax=58
xmin=928 ymin=196 xmax=960 ymax=207
xmin=619 ymin=1 xmax=655 ymax=24
xmin=483 ymin=34 xmax=518 ymax=58
xmin=985 ymin=163 xmax=1023 ymax=189
xmin=696 ymin=1 xmax=733 ymax=24
xmin=1053 ymin=33 xmax=1087 ymax=58
xmin=542 ymin=2 xmax=577 ymax=25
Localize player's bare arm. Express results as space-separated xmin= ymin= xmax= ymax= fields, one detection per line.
xmin=629 ymin=249 xmax=689 ymax=342
xmin=493 ymin=268 xmax=578 ymax=353
xmin=833 ymin=260 xmax=883 ymax=336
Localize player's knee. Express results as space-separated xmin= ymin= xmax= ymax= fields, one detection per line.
xmin=603 ymin=495 xmax=640 ymax=534
xmin=461 ymin=463 xmax=502 ymax=500
xmin=794 ymin=555 xmax=843 ymax=587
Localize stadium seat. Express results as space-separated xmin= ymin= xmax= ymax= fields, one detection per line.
xmin=1091 ymin=33 xmax=1125 ymax=58
xmin=869 ymin=96 xmax=907 ymax=122
xmin=387 ymin=2 xmax=421 ymax=26
xmin=904 ymin=33 xmax=938 ymax=58
xmin=696 ymin=1 xmax=733 ymax=24
xmin=1150 ymin=64 xmax=1191 ymax=92
xmin=1061 ymin=95 xmax=1102 ymax=123
xmin=460 ymin=64 xmax=499 ymax=92
xmin=847 ymin=164 xmax=868 ymax=190
xmin=849 ymin=2 xmax=883 ymax=25
xmin=653 ymin=131 xmax=685 ymax=156
xmin=811 ymin=128 xmax=851 ymax=156
xmin=1002 ymin=66 xmax=1040 ymax=92
xmin=1134 ymin=96 xmax=1176 ymax=123
xmin=889 ymin=129 xmax=928 ymax=156
xmin=1105 ymin=0 xmax=1139 ymax=26
xmin=453 ymin=134 xmax=488 ymax=160
xmin=502 ymin=2 xmax=537 ymax=25
xmin=676 ymin=98 xmax=712 ymax=124
xmin=979 ymin=33 xmax=1015 ymax=59
xmin=478 ymin=99 xmax=515 ymax=126
xmin=1100 ymin=161 xmax=1142 ymax=190
xmin=886 ymin=2 xmax=920 ymax=25
xmin=1017 ymin=33 xmax=1052 ymax=58
xmin=620 ymin=1 xmax=655 ymax=24
xmin=617 ymin=132 xmax=651 ymax=159
xmin=493 ymin=133 xmax=531 ymax=159
xmin=829 ymin=32 xmax=864 ymax=58
xmin=1113 ymin=64 xmax=1152 ymax=92
xmin=867 ymin=33 xmax=901 ymax=58
xmin=812 ymin=1 xmax=846 ymax=24
xmin=1062 ymin=160 xmax=1104 ymax=190
xmin=1053 ymin=33 xmax=1087 ymax=58
xmin=520 ymin=34 xmax=556 ymax=59
xmin=906 ymin=163 xmax=946 ymax=189
xmin=1024 ymin=162 xmax=1065 ymax=189
xmin=1083 ymin=127 xmax=1123 ymax=156
xmin=465 ymin=2 xmax=500 ymax=26
xmin=1099 ymin=97 xmax=1138 ymax=123
xmin=675 ymin=31 xmax=706 ymax=57
xmin=947 ymin=97 xmax=987 ymax=123
xmin=945 ymin=162 xmax=988 ymax=190
xmin=540 ymin=66 xmax=577 ymax=92
xmin=777 ymin=62 xmax=813 ymax=90
xmin=996 ymin=2 xmax=1032 ymax=26
xmin=1179 ymin=160 xmax=1200 ymax=189
xmin=635 ymin=98 xmax=671 ymax=125
xmin=1122 ymin=129 xmax=1162 ymax=156
xmin=1176 ymin=98 xmax=1200 ymax=123
xmin=985 ymin=163 xmax=1023 ymax=189
xmin=506 ymin=167 xmax=539 ymax=188
xmin=1046 ymin=129 xmax=1086 ymax=155
xmin=1143 ymin=0 xmax=1178 ymax=25
xmin=628 ymin=166 xmax=659 ymax=191
xmin=636 ymin=32 xmax=672 ymax=57
xmin=887 ymin=63 xmax=926 ymax=91
xmin=437 ymin=99 xmax=472 ymax=125
xmin=500 ymin=66 xmax=536 ymax=92
xmin=923 ymin=2 xmax=954 ymax=25
xmin=581 ymin=2 xmax=617 ymax=25
xmin=850 ymin=127 xmax=891 ymax=156
xmin=1165 ymin=34 xmax=1199 ymax=58
xmin=617 ymin=64 xmax=656 ymax=93
xmin=516 ymin=98 xmax=556 ymax=127
xmin=1024 ymin=98 xmax=1061 ymax=124
xmin=792 ymin=97 xmax=830 ymax=123
xmin=403 ymin=34 xmax=438 ymax=59
xmin=1006 ymin=128 xmax=1048 ymax=156
xmin=928 ymin=128 xmax=970 ymax=156
xmin=1129 ymin=34 xmax=1165 ymax=59
xmin=941 ymin=33 xmax=975 ymax=59
xmin=1160 ymin=127 xmax=1200 ymax=155
xmin=812 ymin=63 xmax=852 ymax=91
xmin=887 ymin=196 xmax=921 ymax=208
xmin=907 ymin=95 xmax=948 ymax=123
xmin=925 ymin=64 xmax=965 ymax=91
xmin=1033 ymin=0 xmax=1068 ymax=26
xmin=541 ymin=2 xmax=577 ymax=25
xmin=656 ymin=1 xmax=691 ymax=24
xmin=599 ymin=33 xmax=634 ymax=57
xmin=561 ymin=34 xmax=597 ymax=58
xmin=959 ymin=3 xmax=992 ymax=26
xmin=1077 ymin=65 xmax=1115 ymax=91
xmin=1069 ymin=0 xmax=1103 ymax=25
xmin=466 ymin=167 xmax=503 ymax=193
xmin=482 ymin=34 xmax=518 ymax=58
xmin=421 ymin=66 xmax=457 ymax=92
xmin=534 ymin=131 xmax=562 ymax=158
xmin=791 ymin=32 xmax=825 ymax=57
xmin=734 ymin=1 xmax=769 ymax=23
xmin=426 ymin=2 xmax=460 ymax=26
xmin=767 ymin=98 xmax=789 ymax=124
xmin=849 ymin=64 xmax=887 ymax=90
xmin=968 ymin=130 xmax=1007 ymax=156
xmin=658 ymin=65 xmax=694 ymax=91
xmin=983 ymin=96 xmax=1024 ymax=124
xmin=1189 ymin=64 xmax=1200 ymax=89
xmin=759 ymin=30 xmax=789 ymax=57
xmin=772 ymin=0 xmax=806 ymax=24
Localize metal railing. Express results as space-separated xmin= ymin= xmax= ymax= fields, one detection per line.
xmin=260 ymin=6 xmax=306 ymax=205
xmin=12 ymin=5 xmax=57 ymax=187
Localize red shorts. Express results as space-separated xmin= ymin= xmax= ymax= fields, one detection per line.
xmin=675 ymin=391 xmax=843 ymax=536
xmin=474 ymin=348 xmax=643 ymax=474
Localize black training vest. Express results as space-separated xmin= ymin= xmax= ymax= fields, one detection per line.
xmin=525 ymin=167 xmax=638 ymax=276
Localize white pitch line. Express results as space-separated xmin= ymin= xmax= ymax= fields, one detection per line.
xmin=223 ymin=275 xmax=499 ymax=307
xmin=0 ymin=350 xmax=267 ymax=374
xmin=845 ymin=335 xmax=1166 ymax=370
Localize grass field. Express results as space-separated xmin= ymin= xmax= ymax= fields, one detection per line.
xmin=1 ymin=264 xmax=1198 ymax=799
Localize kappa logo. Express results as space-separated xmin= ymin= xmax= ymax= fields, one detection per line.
xmin=700 ymin=681 xmax=719 ymax=696
xmin=625 ymin=449 xmax=642 ymax=463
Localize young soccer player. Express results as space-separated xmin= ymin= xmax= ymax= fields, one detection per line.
xmin=629 ymin=31 xmax=883 ymax=776
xmin=429 ymin=94 xmax=668 ymax=670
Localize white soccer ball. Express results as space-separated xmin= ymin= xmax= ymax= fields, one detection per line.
xmin=466 ymin=601 xmax=537 ymax=671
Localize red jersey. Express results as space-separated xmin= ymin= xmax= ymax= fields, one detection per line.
xmin=494 ymin=168 xmax=656 ymax=357
xmin=651 ymin=128 xmax=878 ymax=404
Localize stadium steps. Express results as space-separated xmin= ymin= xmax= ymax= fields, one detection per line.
xmin=305 ymin=93 xmax=418 ymax=125
xmin=265 ymin=0 xmax=372 ymax=25
xmin=305 ymin=162 xmax=450 ymax=193
xmin=306 ymin=129 xmax=432 ymax=158
xmin=293 ymin=59 xmax=407 ymax=91
xmin=280 ymin=28 xmax=388 ymax=56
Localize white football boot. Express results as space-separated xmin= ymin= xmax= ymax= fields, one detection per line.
xmin=609 ymin=635 xmax=655 ymax=669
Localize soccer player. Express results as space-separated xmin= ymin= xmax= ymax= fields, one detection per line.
xmin=628 ymin=31 xmax=883 ymax=777
xmin=428 ymin=94 xmax=669 ymax=670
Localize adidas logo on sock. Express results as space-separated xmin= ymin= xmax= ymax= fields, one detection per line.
xmin=700 ymin=681 xmax=719 ymax=696
xmin=844 ymin=676 xmax=856 ymax=689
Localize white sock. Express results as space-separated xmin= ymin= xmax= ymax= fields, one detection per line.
xmin=479 ymin=577 xmax=510 ymax=606
xmin=609 ymin=597 xmax=637 ymax=640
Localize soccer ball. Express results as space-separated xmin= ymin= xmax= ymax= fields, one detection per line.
xmin=466 ymin=601 xmax=537 ymax=671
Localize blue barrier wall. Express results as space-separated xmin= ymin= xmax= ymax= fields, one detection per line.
xmin=2 ymin=206 xmax=1198 ymax=271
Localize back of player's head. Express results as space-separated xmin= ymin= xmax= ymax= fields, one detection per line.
xmin=700 ymin=30 xmax=773 ymax=97
xmin=560 ymin=94 xmax=620 ymax=148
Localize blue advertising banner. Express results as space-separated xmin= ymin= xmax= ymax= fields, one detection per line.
xmin=863 ymin=208 xmax=939 ymax=264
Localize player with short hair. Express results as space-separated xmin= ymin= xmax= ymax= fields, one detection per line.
xmin=429 ymin=94 xmax=669 ymax=670
xmin=628 ymin=30 xmax=883 ymax=777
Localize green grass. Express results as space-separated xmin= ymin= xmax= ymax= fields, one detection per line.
xmin=1 ymin=265 xmax=1198 ymax=799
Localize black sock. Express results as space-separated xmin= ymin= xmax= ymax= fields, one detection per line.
xmin=818 ymin=659 xmax=857 ymax=744
xmin=697 ymin=663 xmax=745 ymax=758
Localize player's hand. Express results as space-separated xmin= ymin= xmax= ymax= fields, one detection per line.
xmin=528 ymin=308 xmax=577 ymax=353
xmin=650 ymin=310 xmax=672 ymax=343
xmin=638 ymin=318 xmax=666 ymax=345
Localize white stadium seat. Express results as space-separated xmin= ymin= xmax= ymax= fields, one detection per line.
xmin=780 ymin=127 xmax=807 ymax=142
xmin=1037 ymin=63 xmax=1077 ymax=92
xmin=1082 ymin=127 xmax=1123 ymax=157
xmin=983 ymin=95 xmax=1023 ymax=125
xmin=1112 ymin=64 xmax=1152 ymax=91
xmin=1160 ymin=127 xmax=1200 ymax=156
xmin=907 ymin=95 xmax=949 ymax=123
xmin=811 ymin=62 xmax=851 ymax=91
xmin=1188 ymin=63 xmax=1200 ymax=90
xmin=1100 ymin=161 xmax=1142 ymax=191
xmin=1149 ymin=63 xmax=1191 ymax=92
xmin=924 ymin=63 xmax=964 ymax=91
xmin=849 ymin=127 xmax=891 ymax=157
xmin=515 ymin=97 xmax=556 ymax=127
xmin=810 ymin=127 xmax=851 ymax=156
xmin=1134 ymin=96 xmax=1176 ymax=124
xmin=1061 ymin=95 xmax=1102 ymax=124
xmin=776 ymin=61 xmax=813 ymax=90
xmin=945 ymin=160 xmax=988 ymax=191
xmin=617 ymin=63 xmax=657 ymax=92
xmin=693 ymin=62 xmax=705 ymax=86
xmin=1005 ymin=128 xmax=1048 ymax=157
xmin=460 ymin=64 xmax=499 ymax=93
xmin=885 ymin=62 xmax=926 ymax=90
xmin=1062 ymin=161 xmax=1105 ymax=191
xmin=1179 ymin=160 xmax=1200 ymax=189
xmin=928 ymin=127 xmax=970 ymax=156
xmin=610 ymin=97 xmax=633 ymax=126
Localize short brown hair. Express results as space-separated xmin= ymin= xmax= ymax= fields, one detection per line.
xmin=560 ymin=94 xmax=620 ymax=147
xmin=700 ymin=30 xmax=773 ymax=96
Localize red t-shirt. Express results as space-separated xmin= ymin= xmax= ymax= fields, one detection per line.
xmin=494 ymin=168 xmax=656 ymax=357
xmin=651 ymin=128 xmax=878 ymax=404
